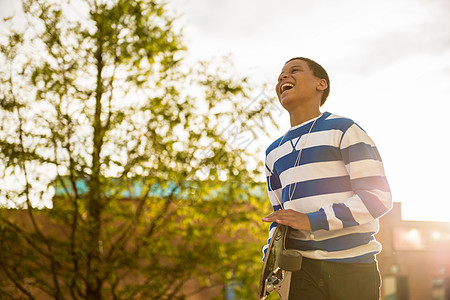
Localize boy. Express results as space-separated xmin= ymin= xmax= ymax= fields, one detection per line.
xmin=262 ymin=57 xmax=392 ymax=299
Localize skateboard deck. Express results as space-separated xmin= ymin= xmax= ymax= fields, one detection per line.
xmin=259 ymin=224 xmax=300 ymax=300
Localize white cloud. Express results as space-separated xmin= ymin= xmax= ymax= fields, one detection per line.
xmin=180 ymin=0 xmax=450 ymax=221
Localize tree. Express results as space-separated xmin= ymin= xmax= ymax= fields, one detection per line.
xmin=0 ymin=0 xmax=277 ymax=299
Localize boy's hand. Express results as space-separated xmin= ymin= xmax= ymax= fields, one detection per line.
xmin=262 ymin=209 xmax=312 ymax=232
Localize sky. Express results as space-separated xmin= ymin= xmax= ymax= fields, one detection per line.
xmin=176 ymin=0 xmax=450 ymax=222
xmin=1 ymin=0 xmax=450 ymax=222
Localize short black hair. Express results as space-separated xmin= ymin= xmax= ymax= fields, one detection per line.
xmin=285 ymin=57 xmax=330 ymax=106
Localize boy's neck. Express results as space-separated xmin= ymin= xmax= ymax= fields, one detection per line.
xmin=289 ymin=106 xmax=322 ymax=127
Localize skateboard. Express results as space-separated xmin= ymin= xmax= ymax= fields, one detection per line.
xmin=258 ymin=225 xmax=303 ymax=300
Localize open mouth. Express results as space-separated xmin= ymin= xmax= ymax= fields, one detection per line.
xmin=280 ymin=83 xmax=294 ymax=94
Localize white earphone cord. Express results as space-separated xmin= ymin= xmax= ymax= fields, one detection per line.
xmin=267 ymin=116 xmax=319 ymax=210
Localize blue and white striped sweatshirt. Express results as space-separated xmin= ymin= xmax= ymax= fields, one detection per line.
xmin=263 ymin=112 xmax=392 ymax=263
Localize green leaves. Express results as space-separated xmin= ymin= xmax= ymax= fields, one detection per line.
xmin=0 ymin=0 xmax=277 ymax=299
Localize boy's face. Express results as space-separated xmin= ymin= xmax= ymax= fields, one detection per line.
xmin=275 ymin=59 xmax=323 ymax=108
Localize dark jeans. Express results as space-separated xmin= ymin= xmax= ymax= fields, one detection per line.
xmin=289 ymin=257 xmax=381 ymax=300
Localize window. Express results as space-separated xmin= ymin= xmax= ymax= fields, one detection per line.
xmin=432 ymin=278 xmax=446 ymax=300
xmin=383 ymin=275 xmax=409 ymax=300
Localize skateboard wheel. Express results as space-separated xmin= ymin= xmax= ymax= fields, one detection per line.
xmin=279 ymin=249 xmax=302 ymax=272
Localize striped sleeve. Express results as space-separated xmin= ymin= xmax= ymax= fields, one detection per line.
xmin=262 ymin=156 xmax=283 ymax=261
xmin=307 ymin=123 xmax=392 ymax=232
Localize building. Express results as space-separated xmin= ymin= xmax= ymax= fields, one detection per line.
xmin=376 ymin=202 xmax=450 ymax=300
xmin=3 ymin=194 xmax=450 ymax=299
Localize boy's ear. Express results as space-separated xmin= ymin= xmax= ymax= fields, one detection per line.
xmin=317 ymin=79 xmax=327 ymax=91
